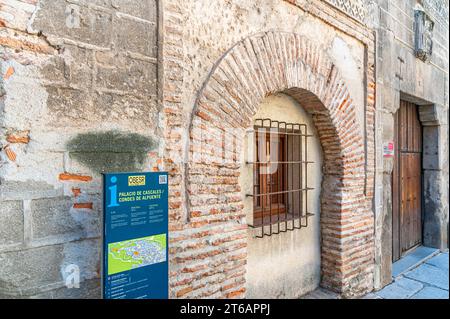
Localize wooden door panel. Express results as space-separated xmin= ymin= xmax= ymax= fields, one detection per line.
xmin=393 ymin=100 xmax=422 ymax=261
xmin=400 ymin=153 xmax=421 ymax=251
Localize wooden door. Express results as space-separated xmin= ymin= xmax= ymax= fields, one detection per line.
xmin=392 ymin=100 xmax=423 ymax=262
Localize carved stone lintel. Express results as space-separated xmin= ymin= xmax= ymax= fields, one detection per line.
xmin=418 ymin=104 xmax=447 ymax=126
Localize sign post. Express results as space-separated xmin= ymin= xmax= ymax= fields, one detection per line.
xmin=102 ymin=172 xmax=168 ymax=299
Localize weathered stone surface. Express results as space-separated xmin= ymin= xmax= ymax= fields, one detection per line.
xmin=30 ymin=197 xmax=82 ymax=239
xmin=91 ymin=92 xmax=159 ymax=126
xmin=45 ymin=86 xmax=91 ymax=125
xmin=0 ymin=245 xmax=64 ymax=291
xmin=74 ymin=0 xmax=112 ymax=9
xmin=61 ymin=44 xmax=93 ymax=86
xmin=423 ymin=170 xmax=448 ymax=250
xmin=95 ymin=56 xmax=157 ymax=95
xmin=61 ymin=239 xmax=101 ymax=282
xmin=419 ymin=104 xmax=448 ymax=126
xmin=32 ymin=0 xmax=113 ymax=48
xmin=66 ymin=130 xmax=157 ymax=174
xmin=423 ymin=126 xmax=441 ymax=170
xmin=0 ymin=201 xmax=23 ymax=247
xmin=0 ymin=240 xmax=100 ymax=297
xmin=0 ymin=181 xmax=63 ymax=201
xmin=377 ymin=173 xmax=393 ymax=287
xmin=114 ymin=16 xmax=157 ymax=57
xmin=111 ymin=0 xmax=157 ymax=22
xmin=50 ymin=278 xmax=101 ymax=299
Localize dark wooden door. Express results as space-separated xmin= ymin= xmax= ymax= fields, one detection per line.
xmin=392 ymin=100 xmax=423 ymax=262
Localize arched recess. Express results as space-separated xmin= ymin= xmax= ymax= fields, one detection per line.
xmin=185 ymin=31 xmax=374 ymax=297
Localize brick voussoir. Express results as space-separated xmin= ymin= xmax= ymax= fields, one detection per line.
xmin=183 ymin=30 xmax=376 ymax=296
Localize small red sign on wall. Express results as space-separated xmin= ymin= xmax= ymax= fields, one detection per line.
xmin=383 ymin=141 xmax=394 ymax=157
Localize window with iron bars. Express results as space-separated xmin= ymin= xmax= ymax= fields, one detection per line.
xmin=247 ymin=119 xmax=315 ymax=238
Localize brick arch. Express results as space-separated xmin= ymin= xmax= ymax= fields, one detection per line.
xmin=185 ymin=31 xmax=374 ymax=297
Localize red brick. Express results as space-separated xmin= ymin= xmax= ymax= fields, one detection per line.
xmin=73 ymin=203 xmax=93 ymax=209
xmin=59 ymin=173 xmax=93 ymax=182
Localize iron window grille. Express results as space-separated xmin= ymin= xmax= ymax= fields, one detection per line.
xmin=246 ymin=118 xmax=315 ymax=238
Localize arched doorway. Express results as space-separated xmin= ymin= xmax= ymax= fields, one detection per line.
xmin=184 ymin=32 xmax=374 ymax=298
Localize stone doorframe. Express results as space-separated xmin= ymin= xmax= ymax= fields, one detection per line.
xmin=403 ymin=92 xmax=448 ymax=250
xmin=377 ymin=92 xmax=448 ymax=289
xmin=183 ymin=32 xmax=376 ymax=297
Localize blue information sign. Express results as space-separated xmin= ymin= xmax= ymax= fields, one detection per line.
xmin=102 ymin=172 xmax=168 ymax=299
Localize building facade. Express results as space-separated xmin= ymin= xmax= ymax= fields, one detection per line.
xmin=0 ymin=0 xmax=447 ymax=299
xmin=370 ymin=0 xmax=449 ymax=290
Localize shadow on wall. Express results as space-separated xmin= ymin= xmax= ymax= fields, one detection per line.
xmin=66 ymin=131 xmax=157 ymax=174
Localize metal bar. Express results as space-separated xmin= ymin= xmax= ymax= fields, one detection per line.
xmin=264 ymin=123 xmax=269 ymax=237
xmin=249 ymin=129 xmax=314 ymax=137
xmin=267 ymin=121 xmax=273 ymax=237
xmin=290 ymin=123 xmax=296 ymax=230
xmin=253 ymin=127 xmax=258 ymax=216
xmin=246 ymin=188 xmax=314 ymax=197
xmin=252 ymin=118 xmax=315 ymax=237
xmin=248 ymin=212 xmax=315 ymax=228
xmin=298 ymin=124 xmax=303 ymax=229
xmin=283 ymin=121 xmax=288 ymax=232
xmin=259 ymin=119 xmax=269 ymax=236
xmin=277 ymin=120 xmax=281 ymax=234
xmin=292 ymin=124 xmax=298 ymax=229
xmin=246 ymin=161 xmax=314 ymax=164
xmin=255 ymin=127 xmax=263 ymax=238
xmin=268 ymin=122 xmax=272 ymax=236
xmin=299 ymin=124 xmax=308 ymax=227
xmin=304 ymin=125 xmax=309 ymax=228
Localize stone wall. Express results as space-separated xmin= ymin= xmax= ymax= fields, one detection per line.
xmin=0 ymin=0 xmax=160 ymax=298
xmin=5 ymin=0 xmax=440 ymax=299
xmin=371 ymin=0 xmax=449 ymax=289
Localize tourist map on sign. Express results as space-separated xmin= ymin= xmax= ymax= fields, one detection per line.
xmin=108 ymin=234 xmax=167 ymax=275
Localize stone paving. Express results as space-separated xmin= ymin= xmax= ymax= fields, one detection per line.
xmin=373 ymin=252 xmax=449 ymax=299
xmin=300 ymin=252 xmax=449 ymax=299
xmin=300 ymin=287 xmax=340 ymax=299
